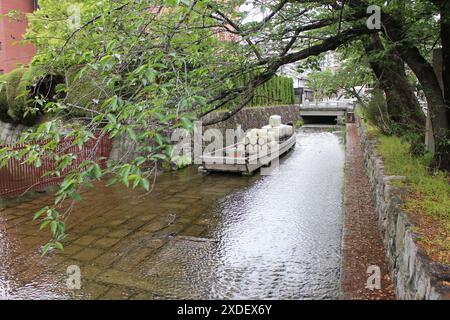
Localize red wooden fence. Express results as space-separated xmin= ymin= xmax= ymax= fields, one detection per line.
xmin=0 ymin=134 xmax=112 ymax=198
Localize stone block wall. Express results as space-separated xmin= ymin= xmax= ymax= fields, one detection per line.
xmin=356 ymin=116 xmax=450 ymax=300
xmin=202 ymin=105 xmax=301 ymax=133
xmin=0 ymin=120 xmax=26 ymax=145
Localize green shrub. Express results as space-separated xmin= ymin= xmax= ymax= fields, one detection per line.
xmin=0 ymin=67 xmax=66 ymax=126
xmin=231 ymin=74 xmax=295 ymax=108
xmin=0 ymin=67 xmax=40 ymax=125
xmin=360 ymin=89 xmax=392 ymax=134
xmin=0 ymin=78 xmax=9 ymax=122
xmin=64 ymin=66 xmax=111 ymax=115
xmin=10 ymin=68 xmax=36 ymax=123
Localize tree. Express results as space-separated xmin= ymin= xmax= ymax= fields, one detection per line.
xmin=363 ymin=34 xmax=425 ymax=137
xmin=3 ymin=0 xmax=255 ymax=252
xmin=1 ymin=0 xmax=448 ymax=250
xmin=347 ymin=0 xmax=449 ymax=169
xmin=306 ymin=68 xmax=340 ymax=102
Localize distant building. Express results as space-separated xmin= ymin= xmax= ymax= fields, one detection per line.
xmin=277 ymin=64 xmax=313 ymax=104
xmin=278 ymin=52 xmax=344 ymax=104
xmin=0 ymin=0 xmax=37 ymax=74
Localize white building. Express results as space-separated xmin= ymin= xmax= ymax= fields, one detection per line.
xmin=277 ymin=64 xmax=313 ymax=104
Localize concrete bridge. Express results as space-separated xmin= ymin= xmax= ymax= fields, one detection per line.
xmin=299 ymin=100 xmax=355 ymax=125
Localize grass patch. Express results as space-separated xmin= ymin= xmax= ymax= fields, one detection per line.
xmin=356 ymin=107 xmax=382 ymax=138
xmin=376 ymin=133 xmax=450 ymax=264
xmin=377 ymin=136 xmax=449 ymax=220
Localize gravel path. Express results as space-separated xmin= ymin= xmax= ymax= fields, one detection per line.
xmin=340 ymin=123 xmax=395 ymax=300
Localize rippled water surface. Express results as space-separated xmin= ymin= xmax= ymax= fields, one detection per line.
xmin=1 ymin=129 xmax=345 ymax=299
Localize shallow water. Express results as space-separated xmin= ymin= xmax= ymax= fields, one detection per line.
xmin=0 ymin=129 xmax=345 ymax=300
xmin=137 ymin=130 xmax=345 ymax=299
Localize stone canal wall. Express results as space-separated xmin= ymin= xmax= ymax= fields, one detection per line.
xmin=110 ymin=105 xmax=301 ymax=162
xmin=203 ymin=105 xmax=301 ymax=132
xmin=356 ymin=116 xmax=450 ymax=300
xmin=0 ymin=119 xmax=26 ymax=145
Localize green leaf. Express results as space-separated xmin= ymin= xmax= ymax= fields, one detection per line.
xmin=151 ymin=154 xmax=166 ymax=161
xmin=41 ymin=243 xmax=53 ymax=256
xmin=69 ymin=192 xmax=81 ymax=202
xmin=141 ymin=178 xmax=150 ymax=191
xmin=34 ymin=207 xmax=48 ymax=220
xmin=54 ymin=241 xmax=64 ymax=251
xmin=106 ymin=177 xmax=117 ymax=187
xmin=132 ymin=176 xmax=141 ymax=189
xmin=92 ymin=163 xmax=102 ymax=180
xmin=135 ymin=156 xmax=146 ymax=166
xmin=107 ymin=113 xmax=117 ymax=124
xmin=181 ymin=117 xmax=193 ymax=131
xmin=50 ymin=221 xmax=58 ymax=235
xmin=121 ymin=166 xmax=131 ymax=187
xmin=40 ymin=220 xmax=51 ymax=230
xmin=127 ymin=127 xmax=137 ymax=142
xmin=154 ymin=134 xmax=164 ymax=146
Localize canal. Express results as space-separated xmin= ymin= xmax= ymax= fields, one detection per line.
xmin=0 ymin=128 xmax=345 ymax=299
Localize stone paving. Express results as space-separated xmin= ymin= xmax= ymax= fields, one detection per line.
xmin=0 ymin=167 xmax=254 ymax=299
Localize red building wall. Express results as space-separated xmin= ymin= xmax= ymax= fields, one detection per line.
xmin=0 ymin=0 xmax=36 ymax=74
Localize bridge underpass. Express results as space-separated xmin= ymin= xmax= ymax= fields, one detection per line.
xmin=299 ymin=101 xmax=354 ymax=125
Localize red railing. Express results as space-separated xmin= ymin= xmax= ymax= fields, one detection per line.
xmin=0 ymin=134 xmax=112 ymax=198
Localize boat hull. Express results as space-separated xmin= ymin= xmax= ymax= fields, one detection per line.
xmin=200 ymin=133 xmax=297 ymax=174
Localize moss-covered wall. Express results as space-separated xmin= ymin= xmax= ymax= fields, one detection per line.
xmin=0 ymin=67 xmax=39 ymax=126
xmin=0 ymin=67 xmax=63 ymax=127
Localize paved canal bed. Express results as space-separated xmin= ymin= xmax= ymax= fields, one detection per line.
xmin=0 ymin=129 xmax=345 ymax=299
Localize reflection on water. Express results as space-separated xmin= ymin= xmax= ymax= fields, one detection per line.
xmin=137 ymin=130 xmax=345 ymax=299
xmin=0 ymin=129 xmax=345 ymax=300
xmin=211 ymin=131 xmax=344 ymax=299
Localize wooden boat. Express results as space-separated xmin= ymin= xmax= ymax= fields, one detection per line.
xmin=199 ymin=131 xmax=296 ymax=174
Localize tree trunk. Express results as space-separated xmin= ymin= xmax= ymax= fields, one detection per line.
xmin=380 ymin=12 xmax=450 ymax=170
xmin=438 ymin=2 xmax=450 ymax=169
xmin=364 ymin=34 xmax=425 ymax=135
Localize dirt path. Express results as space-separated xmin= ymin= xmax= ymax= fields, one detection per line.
xmin=340 ymin=123 xmax=395 ymax=300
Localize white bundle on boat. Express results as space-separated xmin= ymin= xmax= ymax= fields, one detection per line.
xmin=267 ymin=131 xmax=276 ymax=142
xmin=226 ymin=140 xmax=245 ymax=156
xmin=259 ymin=144 xmax=269 ymax=157
xmin=269 ymin=115 xmax=282 ymax=127
xmin=246 ymin=144 xmax=259 ymax=155
xmin=245 ymin=129 xmax=258 ymax=143
xmin=268 ymin=126 xmax=282 ymax=139
xmin=225 ymin=147 xmax=236 ymax=156
xmin=249 ymin=136 xmax=258 ymax=145
xmin=257 ymin=136 xmax=266 ymax=145
xmin=249 ymin=128 xmax=259 ymax=138
xmin=282 ymin=124 xmax=294 ymax=137
xmin=268 ymin=141 xmax=279 ymax=151
xmin=267 ymin=125 xmax=293 ymax=139
xmin=236 ymin=142 xmax=245 ymax=152
xmin=289 ymin=125 xmax=294 ymax=135
xmin=243 ymin=117 xmax=293 ymax=157
xmin=258 ymin=128 xmax=268 ymax=136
